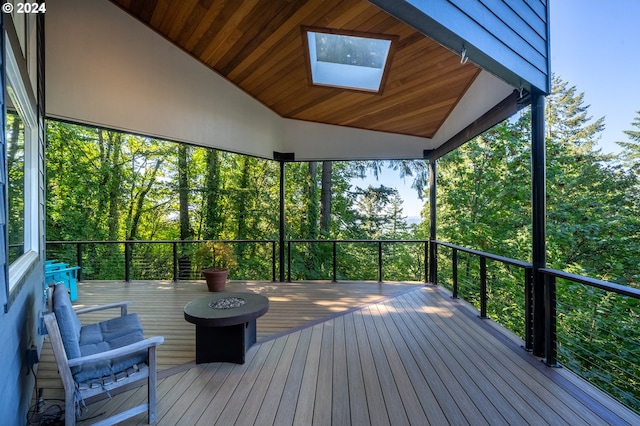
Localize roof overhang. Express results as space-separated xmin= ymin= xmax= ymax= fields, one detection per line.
xmin=46 ymin=0 xmax=549 ymax=161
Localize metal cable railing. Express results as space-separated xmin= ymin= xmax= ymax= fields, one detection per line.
xmin=541 ymin=269 xmax=640 ymax=413
xmin=433 ymin=241 xmax=532 ymax=342
xmin=46 ymin=239 xmax=429 ymax=283
xmin=431 ymin=239 xmax=640 ymax=414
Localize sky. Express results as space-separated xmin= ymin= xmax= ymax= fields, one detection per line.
xmin=355 ymin=0 xmax=640 ymax=218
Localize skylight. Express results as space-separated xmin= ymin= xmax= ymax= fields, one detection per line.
xmin=303 ymin=28 xmax=395 ymax=93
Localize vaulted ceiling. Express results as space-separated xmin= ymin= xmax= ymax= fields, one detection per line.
xmin=110 ymin=0 xmax=482 ymax=140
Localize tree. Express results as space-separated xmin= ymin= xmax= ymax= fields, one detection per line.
xmin=387 ymin=159 xmax=429 ymax=199
xmin=617 ymin=109 xmax=640 ymax=175
xmin=202 ymin=149 xmax=223 ymax=239
xmin=544 ymin=76 xmax=637 ymax=280
xmin=177 ymin=144 xmax=192 ymax=240
xmin=320 ymin=161 xmax=332 ymax=234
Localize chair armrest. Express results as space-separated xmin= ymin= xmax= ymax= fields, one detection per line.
xmin=67 ymin=336 xmax=164 ymax=368
xmin=75 ymin=301 xmax=132 ymax=316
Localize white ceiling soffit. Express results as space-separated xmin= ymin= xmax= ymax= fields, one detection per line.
xmin=46 ymin=0 xmax=516 ymax=161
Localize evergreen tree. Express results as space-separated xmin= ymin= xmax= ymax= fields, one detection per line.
xmin=545 ymin=76 xmax=636 ymax=280
xmin=617 ymin=109 xmax=640 ymax=175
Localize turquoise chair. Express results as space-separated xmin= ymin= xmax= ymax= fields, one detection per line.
xmin=45 ymin=261 xmax=80 ymax=301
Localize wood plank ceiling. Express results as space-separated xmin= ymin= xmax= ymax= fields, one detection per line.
xmin=110 ymin=0 xmax=481 ymax=139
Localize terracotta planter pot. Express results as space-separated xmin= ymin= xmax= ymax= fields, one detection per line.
xmin=202 ymin=268 xmax=229 ymax=292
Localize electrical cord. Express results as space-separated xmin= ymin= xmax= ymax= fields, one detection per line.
xmin=26 ymin=365 xmax=64 ymax=425
xmin=25 ymin=365 xmax=107 ymax=425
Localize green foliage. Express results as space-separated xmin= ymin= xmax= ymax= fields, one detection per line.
xmin=6 ymin=111 xmax=25 ymax=262
xmin=192 ymin=241 xmax=238 ymax=272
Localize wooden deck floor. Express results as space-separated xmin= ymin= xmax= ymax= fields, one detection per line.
xmin=36 ymin=280 xmax=639 ymax=425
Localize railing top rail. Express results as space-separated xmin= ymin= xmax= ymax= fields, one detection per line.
xmin=48 ymin=239 xmax=425 ymax=245
xmin=540 ymin=268 xmax=640 ymax=300
xmin=288 ymin=239 xmax=428 ymax=243
xmin=47 ymin=239 xmax=278 ymax=245
xmin=432 ymin=240 xmax=532 ymax=268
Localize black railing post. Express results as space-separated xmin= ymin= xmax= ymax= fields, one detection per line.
xmin=124 ymin=242 xmax=131 ymax=282
xmin=278 ymin=160 xmax=286 ymax=283
xmin=274 ymin=153 xmax=293 ymax=282
xmin=424 ymin=241 xmax=428 ymax=283
xmin=531 ymin=89 xmax=547 ymax=357
xmin=479 ymin=256 xmax=488 ymax=318
xmin=287 ymin=241 xmax=291 ymax=282
xmin=428 ymin=159 xmax=437 ymax=283
xmin=431 ymin=241 xmax=438 ymax=285
xmin=76 ymin=243 xmax=83 ymax=282
xmin=378 ymin=241 xmax=383 ymax=282
xmin=332 ymin=241 xmax=337 ymax=283
xmin=524 ymin=266 xmax=534 ymax=351
xmin=452 ymin=248 xmax=458 ymax=298
xmin=172 ymin=242 xmax=178 ymax=282
xmin=272 ymin=241 xmax=276 ymax=282
xmin=544 ymin=274 xmax=558 ymax=366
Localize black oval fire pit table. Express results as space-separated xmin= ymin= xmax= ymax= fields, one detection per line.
xmin=184 ymin=292 xmax=269 ymax=364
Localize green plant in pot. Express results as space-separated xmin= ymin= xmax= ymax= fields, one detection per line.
xmin=193 ymin=242 xmax=238 ymax=292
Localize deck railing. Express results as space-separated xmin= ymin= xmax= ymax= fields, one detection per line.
xmin=46 ymin=240 xmax=279 ymax=282
xmin=286 ymin=239 xmax=428 ymax=282
xmin=46 ymin=238 xmax=640 ymax=412
xmin=431 ymin=240 xmax=640 ymax=413
xmin=539 ymin=268 xmax=640 ymax=411
xmin=46 ymin=239 xmax=429 ymax=283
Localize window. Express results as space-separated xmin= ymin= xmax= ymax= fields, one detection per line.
xmin=6 ymin=107 xmax=25 ymax=264
xmin=303 ymin=27 xmax=396 ymax=93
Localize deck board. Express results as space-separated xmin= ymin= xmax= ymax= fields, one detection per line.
xmin=330 ymin=315 xmax=350 ymax=426
xmin=375 ymin=301 xmax=450 ymax=425
xmin=36 ymin=280 xmax=640 ymax=425
xmin=343 ymin=312 xmax=372 ymax=425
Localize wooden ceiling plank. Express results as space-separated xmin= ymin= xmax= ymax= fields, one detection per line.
xmin=344 ymin=10 xmax=397 ymax=35
xmin=293 ymin=65 xmax=476 ymax=129
xmin=319 ymin=0 xmax=373 ymax=30
xmin=238 ymin=0 xmax=366 ymax=89
xmin=338 ymin=7 xmax=386 ymax=32
xmin=287 ymin=91 xmax=373 ymax=122
xmin=197 ymin=1 xmax=259 ymax=64
xmin=252 ymin=64 xmax=311 ymax=108
xmin=228 ymin=0 xmax=338 ymax=82
xmin=238 ymin=31 xmax=306 ymax=94
xmin=388 ymin=52 xmax=468 ymax=89
xmin=292 ymin=67 xmax=456 ymax=122
xmin=149 ymin=0 xmax=171 ymax=29
xmin=346 ymin=96 xmax=457 ymax=130
xmin=175 ymin=3 xmax=212 ymax=47
xmin=183 ymin=1 xmax=227 ymax=51
xmin=216 ymin=0 xmax=310 ymax=75
xmin=250 ymin=60 xmax=306 ymax=99
xmin=164 ymin=0 xmax=199 ymax=41
xmin=353 ymin=99 xmax=456 ymax=135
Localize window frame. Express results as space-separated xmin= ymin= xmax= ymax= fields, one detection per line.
xmin=301 ymin=26 xmax=398 ymax=94
xmin=4 ymin=14 xmax=39 ymax=296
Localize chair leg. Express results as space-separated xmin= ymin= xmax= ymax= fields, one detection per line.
xmin=148 ymin=346 xmax=158 ymax=424
xmin=65 ymin=393 xmax=76 ymax=426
